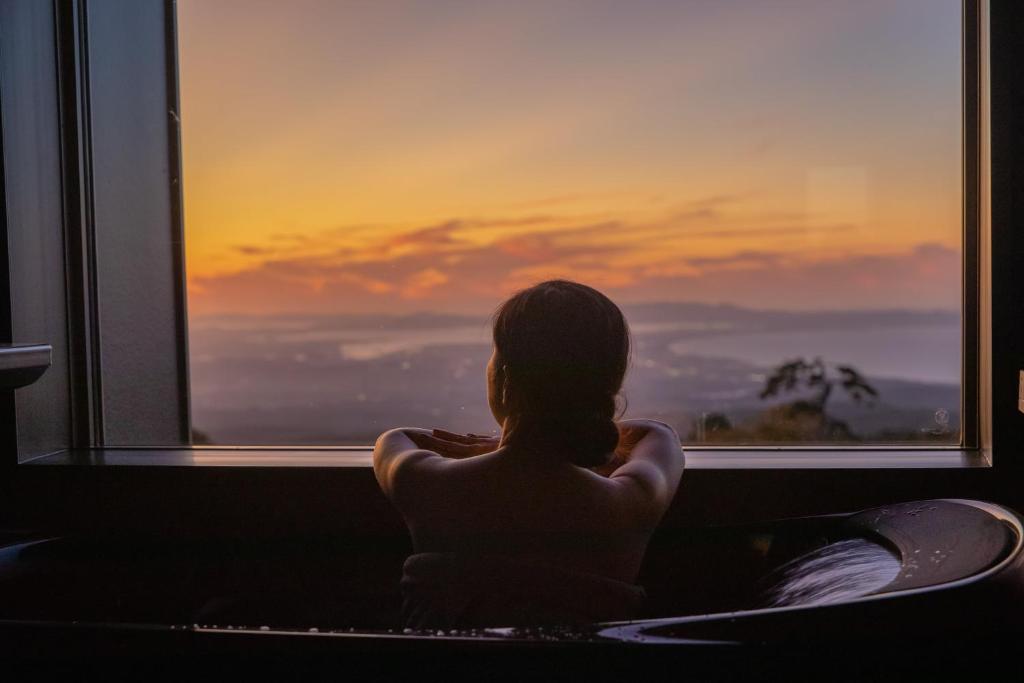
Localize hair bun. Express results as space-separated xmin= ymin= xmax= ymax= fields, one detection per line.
xmin=548 ymin=396 xmax=620 ymax=467
xmin=559 ymin=413 xmax=620 ymax=468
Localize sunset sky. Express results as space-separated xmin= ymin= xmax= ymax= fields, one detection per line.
xmin=177 ymin=0 xmax=962 ymax=315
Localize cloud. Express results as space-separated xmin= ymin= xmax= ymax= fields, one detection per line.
xmin=187 ymin=200 xmax=961 ymax=315
xmin=686 ymin=224 xmax=852 ymax=240
xmin=510 ymin=191 xmax=659 ymax=209
xmin=621 ymin=243 xmax=960 ymax=311
xmin=665 ymin=194 xmax=744 ymax=222
xmin=400 ymin=268 xmax=449 ymax=299
xmin=686 ymin=250 xmax=783 ymax=268
xmin=269 ymin=232 xmax=314 ymax=243
xmin=234 ymin=245 xmax=276 ymax=255
xmin=388 ymin=220 xmax=465 ymax=248
xmin=467 ymin=215 xmax=559 ymax=229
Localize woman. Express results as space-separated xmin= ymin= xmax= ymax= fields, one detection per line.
xmin=373 ymin=280 xmax=684 ymax=629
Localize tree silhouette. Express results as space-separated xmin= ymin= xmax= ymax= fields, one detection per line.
xmin=759 ymin=357 xmax=878 ymax=440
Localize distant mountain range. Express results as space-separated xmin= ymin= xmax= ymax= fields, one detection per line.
xmin=191 ymin=302 xmax=959 ymax=332
xmin=620 ymin=301 xmax=958 ymax=328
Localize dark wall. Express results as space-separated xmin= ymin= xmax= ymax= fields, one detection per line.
xmin=990 ymin=0 xmax=1024 ymax=510
xmin=0 ymin=463 xmax=998 ymax=541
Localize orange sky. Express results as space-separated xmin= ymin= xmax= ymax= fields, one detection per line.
xmin=177 ymin=0 xmax=962 ymax=315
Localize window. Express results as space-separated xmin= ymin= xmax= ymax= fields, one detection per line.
xmin=177 ymin=0 xmax=969 ymax=449
xmin=1 ymin=0 xmax=1020 ymax=544
xmin=3 ymin=0 xmax=1012 ymax=486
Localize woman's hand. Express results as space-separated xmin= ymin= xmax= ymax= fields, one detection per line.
xmin=406 ymin=428 xmax=500 ymax=459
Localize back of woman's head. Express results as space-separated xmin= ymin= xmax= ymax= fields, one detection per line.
xmin=492 ymin=280 xmax=630 ymax=467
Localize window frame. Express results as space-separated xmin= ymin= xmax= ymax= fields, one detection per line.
xmin=0 ymin=0 xmax=191 ymax=459
xmin=178 ymin=0 xmax=987 ymax=461
xmin=3 ymin=0 xmax=1023 ymax=534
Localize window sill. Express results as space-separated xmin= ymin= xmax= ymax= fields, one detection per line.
xmin=9 ymin=446 xmax=997 ymax=534
xmin=22 ymin=447 xmax=991 ymax=469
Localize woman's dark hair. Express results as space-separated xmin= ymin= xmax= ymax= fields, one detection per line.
xmin=492 ymin=280 xmax=631 ymax=467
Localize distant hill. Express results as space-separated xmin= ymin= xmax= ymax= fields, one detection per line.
xmin=620 ymin=301 xmax=958 ymax=331
xmin=191 ymin=303 xmax=959 ymax=333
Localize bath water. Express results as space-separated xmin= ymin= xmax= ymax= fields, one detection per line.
xmin=762 ymin=538 xmax=902 ymax=607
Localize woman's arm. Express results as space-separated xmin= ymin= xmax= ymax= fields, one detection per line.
xmin=372 ymin=428 xmax=444 ymax=504
xmin=606 ymin=419 xmax=685 ymax=522
xmin=373 ymin=427 xmax=498 ymax=506
xmin=405 ymin=429 xmax=500 ymax=459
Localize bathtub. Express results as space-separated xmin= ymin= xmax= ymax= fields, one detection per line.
xmin=0 ymin=498 xmax=1020 ymax=677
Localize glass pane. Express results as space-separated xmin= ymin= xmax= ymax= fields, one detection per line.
xmin=178 ymin=0 xmax=962 ymax=446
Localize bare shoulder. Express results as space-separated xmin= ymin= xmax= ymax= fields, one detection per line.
xmin=607 ymin=419 xmax=685 ymax=525
xmin=372 ymin=428 xmax=450 ymax=507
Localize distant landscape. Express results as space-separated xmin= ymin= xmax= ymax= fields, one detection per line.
xmin=188 ymin=302 xmax=961 ymax=447
xmin=178 ymin=1 xmax=963 ymax=450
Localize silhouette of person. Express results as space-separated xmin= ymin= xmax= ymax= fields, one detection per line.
xmin=373 ymin=280 xmax=684 ymax=628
